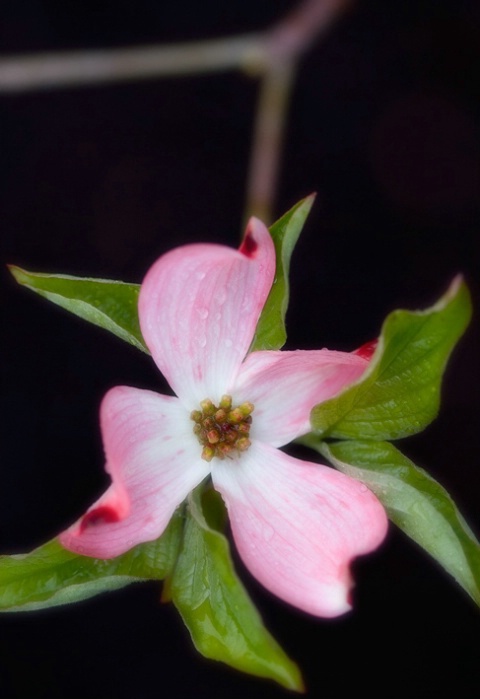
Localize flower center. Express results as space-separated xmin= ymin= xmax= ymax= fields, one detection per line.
xmin=191 ymin=395 xmax=254 ymax=462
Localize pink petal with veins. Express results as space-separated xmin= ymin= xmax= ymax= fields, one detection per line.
xmin=138 ymin=217 xmax=275 ymax=407
xmin=60 ymin=386 xmax=209 ymax=558
xmin=233 ymin=349 xmax=369 ymax=447
xmin=212 ymin=442 xmax=388 ymax=618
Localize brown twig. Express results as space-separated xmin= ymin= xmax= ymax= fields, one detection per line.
xmin=0 ymin=0 xmax=350 ymax=224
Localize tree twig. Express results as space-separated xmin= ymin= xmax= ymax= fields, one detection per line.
xmin=0 ymin=35 xmax=264 ymax=92
xmin=0 ymin=0 xmax=351 ymax=224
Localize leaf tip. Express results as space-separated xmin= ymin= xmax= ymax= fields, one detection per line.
xmin=7 ymin=264 xmax=27 ymax=285
xmin=437 ymin=274 xmax=472 ymax=324
xmin=298 ymin=192 xmax=316 ymax=214
xmin=292 ymin=672 xmax=307 ymax=694
xmin=446 ymin=273 xmax=465 ymax=297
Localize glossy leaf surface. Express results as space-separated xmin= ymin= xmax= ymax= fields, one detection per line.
xmin=311 ymin=277 xmax=471 ymax=440
xmin=170 ymin=488 xmax=303 ymax=692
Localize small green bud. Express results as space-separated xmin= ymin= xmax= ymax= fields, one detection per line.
xmin=236 ymin=437 xmax=251 ymax=452
xmin=201 ymin=446 xmax=215 ymax=462
xmin=220 ymin=395 xmax=232 ymax=410
xmin=207 ymin=429 xmax=220 ymax=444
xmin=215 ymin=409 xmax=227 ymax=423
xmin=239 ymin=402 xmax=254 ymax=416
xmin=200 ymin=399 xmax=215 ymax=415
xmin=228 ymin=408 xmax=244 ymax=424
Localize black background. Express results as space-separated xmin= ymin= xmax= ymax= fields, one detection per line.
xmin=1 ymin=1 xmax=479 ymax=697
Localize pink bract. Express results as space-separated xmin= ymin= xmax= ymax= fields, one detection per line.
xmin=60 ymin=218 xmax=387 ymax=617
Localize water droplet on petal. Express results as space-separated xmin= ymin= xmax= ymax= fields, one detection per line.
xmin=197 ymin=307 xmax=209 ymax=320
xmin=224 ymin=338 xmax=232 ymax=348
xmin=198 ymin=335 xmax=207 ymax=348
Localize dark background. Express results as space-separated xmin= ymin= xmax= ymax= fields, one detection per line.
xmin=1 ymin=1 xmax=479 ymax=697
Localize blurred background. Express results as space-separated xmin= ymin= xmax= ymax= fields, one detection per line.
xmin=1 ymin=1 xmax=479 ymax=697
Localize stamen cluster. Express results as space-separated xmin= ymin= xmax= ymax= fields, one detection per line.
xmin=191 ymin=395 xmax=254 ymax=462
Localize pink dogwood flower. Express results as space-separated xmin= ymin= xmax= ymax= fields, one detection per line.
xmin=60 ymin=218 xmax=387 ymax=617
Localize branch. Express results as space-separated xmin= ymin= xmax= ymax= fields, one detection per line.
xmin=0 ymin=0 xmax=349 ymax=93
xmin=0 ymin=35 xmax=264 ymax=92
xmin=0 ymin=0 xmax=350 ymax=223
xmin=245 ymin=0 xmax=351 ymax=221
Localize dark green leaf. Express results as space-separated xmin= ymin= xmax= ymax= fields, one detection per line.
xmin=305 ymin=436 xmax=480 ymax=607
xmin=310 ymin=277 xmax=472 ymax=440
xmin=250 ymin=194 xmax=315 ymax=351
xmin=9 ymin=266 xmax=147 ymax=353
xmin=169 ymin=487 xmax=303 ymax=691
xmin=0 ymin=510 xmax=183 ymax=612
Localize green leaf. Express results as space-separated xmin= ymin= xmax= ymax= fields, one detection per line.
xmin=310 ymin=276 xmax=472 ymax=440
xmin=9 ymin=266 xmax=148 ymax=353
xmin=169 ymin=487 xmax=303 ymax=692
xmin=0 ymin=509 xmax=183 ymax=612
xmin=250 ymin=194 xmax=315 ymax=351
xmin=305 ymin=436 xmax=480 ymax=607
